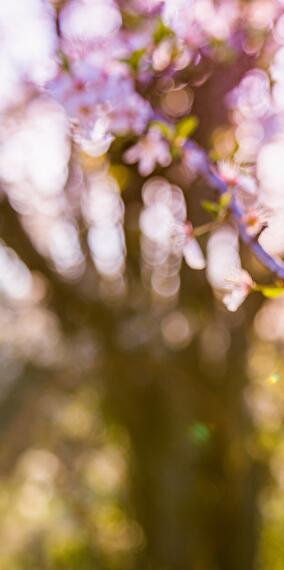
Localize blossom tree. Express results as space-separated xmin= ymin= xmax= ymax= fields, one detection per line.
xmin=1 ymin=0 xmax=284 ymax=315
xmin=2 ymin=3 xmax=284 ymax=569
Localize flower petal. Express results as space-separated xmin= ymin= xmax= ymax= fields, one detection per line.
xmin=183 ymin=238 xmax=206 ymax=270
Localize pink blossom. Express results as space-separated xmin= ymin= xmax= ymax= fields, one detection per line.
xmin=217 ymin=160 xmax=239 ymax=186
xmin=60 ymin=0 xmax=122 ymax=44
xmin=124 ymin=127 xmax=172 ymax=176
xmin=242 ymin=207 xmax=270 ymax=237
xmin=76 ymin=115 xmax=114 ymax=157
xmin=46 ymin=62 xmax=103 ymax=126
xmin=47 ymin=60 xmax=151 ymax=141
xmin=110 ymin=92 xmax=152 ymax=136
xmin=222 ymin=269 xmax=253 ymax=312
xmin=183 ymin=236 xmax=206 ymax=269
xmin=180 ymin=223 xmax=206 ymax=270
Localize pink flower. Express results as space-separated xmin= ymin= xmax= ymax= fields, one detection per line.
xmin=222 ymin=269 xmax=253 ymax=311
xmin=183 ymin=236 xmax=206 ymax=269
xmin=242 ymin=207 xmax=270 ymax=237
xmin=110 ymin=92 xmax=151 ymax=136
xmin=217 ymin=159 xmax=239 ymax=186
xmin=76 ymin=115 xmax=114 ymax=156
xmin=60 ymin=0 xmax=122 ymax=44
xmin=124 ymin=127 xmax=172 ymax=176
xmin=181 ymin=223 xmax=206 ymax=269
xmin=47 ymin=62 xmax=103 ymax=125
xmin=47 ymin=61 xmax=151 ymax=138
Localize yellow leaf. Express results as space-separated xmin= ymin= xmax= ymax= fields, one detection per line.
xmin=260 ymin=286 xmax=284 ymax=299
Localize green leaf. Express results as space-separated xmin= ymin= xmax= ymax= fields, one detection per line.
xmin=258 ymin=286 xmax=284 ymax=299
xmin=153 ymin=19 xmax=173 ymax=44
xmin=171 ymin=145 xmax=182 ymax=160
xmin=176 ymin=116 xmax=199 ymax=139
xmin=150 ymin=120 xmax=174 ymax=141
xmin=121 ymin=48 xmax=145 ymax=71
xmin=201 ymin=200 xmax=221 ymax=217
xmin=219 ymin=192 xmax=231 ymax=209
xmin=59 ymin=51 xmax=70 ymax=72
xmin=201 ymin=193 xmax=231 ymax=219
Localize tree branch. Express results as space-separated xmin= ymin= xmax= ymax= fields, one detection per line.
xmin=185 ymin=141 xmax=284 ymax=281
xmin=150 ymin=107 xmax=284 ymax=280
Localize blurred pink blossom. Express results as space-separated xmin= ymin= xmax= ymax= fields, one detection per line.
xmin=222 ymin=270 xmax=253 ymax=312
xmin=124 ymin=127 xmax=172 ymax=176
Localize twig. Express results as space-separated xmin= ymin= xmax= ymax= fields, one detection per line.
xmin=189 ymin=142 xmax=284 ymax=280
xmin=192 ymin=220 xmax=222 ymax=237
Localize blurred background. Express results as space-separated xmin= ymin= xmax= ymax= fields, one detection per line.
xmin=1 ymin=1 xmax=284 ymax=569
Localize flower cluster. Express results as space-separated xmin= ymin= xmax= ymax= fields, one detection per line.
xmin=0 ymin=0 xmax=284 ymax=311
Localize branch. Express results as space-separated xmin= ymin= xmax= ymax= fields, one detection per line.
xmin=184 ymin=141 xmax=284 ymax=281
xmin=150 ymin=109 xmax=284 ymax=280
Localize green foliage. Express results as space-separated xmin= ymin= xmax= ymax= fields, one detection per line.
xmin=59 ymin=51 xmax=70 ymax=72
xmin=201 ymin=200 xmax=222 ymax=217
xmin=153 ymin=19 xmax=173 ymax=44
xmin=201 ymin=193 xmax=231 ymax=219
xmin=175 ymin=116 xmax=199 ymax=139
xmin=150 ymin=120 xmax=175 ymax=141
xmin=150 ymin=115 xmax=199 ymax=158
xmin=121 ymin=49 xmax=145 ymax=72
